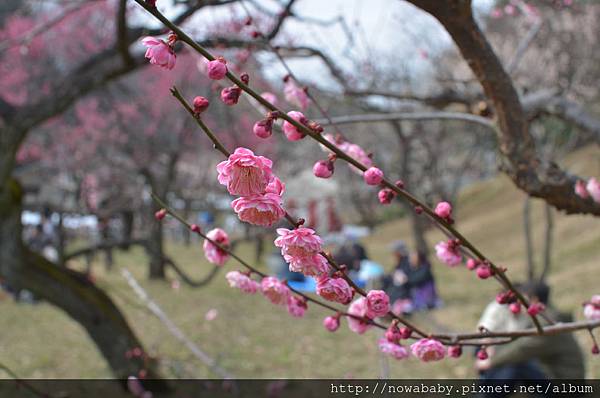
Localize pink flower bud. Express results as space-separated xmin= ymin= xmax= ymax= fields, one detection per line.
xmin=466 ymin=258 xmax=479 ymax=270
xmin=282 ymin=111 xmax=307 ymax=141
xmin=193 ymin=96 xmax=209 ymax=114
xmin=434 ymin=201 xmax=452 ymax=219
xmin=323 ymin=315 xmax=340 ymax=332
xmin=527 ymin=302 xmax=545 ymax=316
xmin=414 ymin=206 xmax=423 ymax=214
xmin=313 ymin=160 xmax=334 ymax=178
xmin=592 ymin=344 xmax=599 ymax=355
xmin=477 ymin=347 xmax=489 ymax=360
xmin=207 ymin=58 xmax=227 ymax=80
xmin=509 ymin=302 xmax=521 ymax=314
xmin=496 ymin=290 xmax=515 ymax=305
xmin=253 ymin=119 xmax=273 ymax=139
xmin=190 ymin=224 xmax=201 ymax=233
xmin=154 ymin=208 xmax=167 ymax=220
xmin=363 ymin=167 xmax=384 ymax=185
xmin=399 ymin=327 xmax=412 ymax=339
xmin=476 ymin=264 xmax=493 ymax=279
xmin=385 ymin=324 xmax=402 ymax=343
xmin=575 ymin=180 xmax=590 ymax=199
xmin=221 ymin=86 xmax=242 ymax=105
xmin=448 ymin=345 xmax=462 ymax=358
xmin=587 ymin=178 xmax=600 ymax=203
xmin=366 ymin=290 xmax=390 ymax=318
xmin=378 ymin=188 xmax=396 ymax=204
xmin=395 ymin=180 xmax=405 ymax=189
xmin=583 ymin=295 xmax=600 ymax=321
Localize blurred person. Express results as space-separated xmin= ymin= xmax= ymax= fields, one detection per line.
xmin=382 ymin=241 xmax=414 ymax=314
xmin=477 ymin=282 xmax=585 ymax=392
xmin=407 ymin=251 xmax=440 ymax=311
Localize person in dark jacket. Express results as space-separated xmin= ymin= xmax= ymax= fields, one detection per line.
xmin=382 ymin=241 xmax=413 ymax=314
xmin=407 ymin=251 xmax=440 ymax=310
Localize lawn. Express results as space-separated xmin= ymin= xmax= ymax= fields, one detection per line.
xmin=1 ymin=148 xmax=599 ymax=381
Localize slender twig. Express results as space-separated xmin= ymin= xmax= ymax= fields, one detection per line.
xmin=133 ymin=0 xmax=543 ymax=333
xmin=0 ymin=362 xmax=50 ymax=398
xmin=121 ymin=268 xmax=235 ymax=379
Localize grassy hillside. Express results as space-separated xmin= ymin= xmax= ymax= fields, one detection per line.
xmin=1 ymin=148 xmax=598 ymax=381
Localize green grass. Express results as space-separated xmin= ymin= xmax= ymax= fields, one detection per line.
xmin=1 ymin=148 xmax=599 ymax=380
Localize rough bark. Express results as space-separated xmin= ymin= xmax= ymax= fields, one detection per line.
xmin=406 ymin=0 xmax=600 ymax=216
xmin=0 ymin=178 xmax=166 ymax=385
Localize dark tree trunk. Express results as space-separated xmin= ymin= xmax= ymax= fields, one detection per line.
xmin=147 ymin=201 xmax=165 ymax=279
xmin=120 ymin=210 xmax=135 ymax=250
xmin=0 ymin=178 xmax=165 ymax=384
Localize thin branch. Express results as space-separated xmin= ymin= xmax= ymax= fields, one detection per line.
xmin=314 ymin=111 xmax=496 ymax=131
xmin=121 ymin=268 xmax=235 ymax=379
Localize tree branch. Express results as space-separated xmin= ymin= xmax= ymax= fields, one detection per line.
xmin=405 ymin=0 xmax=600 ymax=216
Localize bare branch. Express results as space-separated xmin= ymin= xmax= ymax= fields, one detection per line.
xmin=315 ymin=111 xmax=496 ymax=131
xmin=406 ymin=0 xmax=600 ymax=216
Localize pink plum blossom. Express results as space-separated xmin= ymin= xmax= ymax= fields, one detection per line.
xmin=225 ymin=271 xmax=260 ymax=294
xmin=410 ymin=338 xmax=446 ymax=362
xmin=287 ymin=253 xmax=329 ymax=277
xmin=203 ymin=228 xmax=230 ymax=266
xmin=323 ymin=315 xmax=340 ymax=332
xmin=363 ymin=167 xmax=383 ymax=185
xmin=366 ymin=290 xmax=390 ymax=318
xmin=346 ymin=297 xmax=373 ymax=334
xmin=586 ymin=178 xmax=600 ymax=203
xmin=435 ymin=240 xmax=462 ymax=266
xmin=313 ymin=160 xmax=334 ymax=178
xmin=282 ymin=111 xmax=307 ymax=141
xmin=216 ymin=147 xmax=274 ymax=196
xmin=583 ymin=295 xmax=600 ymax=321
xmin=274 ymin=227 xmax=322 ymax=259
xmin=141 ymin=37 xmax=176 ymax=70
xmin=231 ymin=193 xmax=285 ymax=227
xmin=284 ymin=79 xmax=310 ymax=110
xmin=316 ymin=275 xmax=354 ymax=304
xmin=476 ymin=264 xmax=493 ymax=279
xmin=378 ymin=338 xmax=410 ymax=360
xmin=206 ymin=58 xmax=227 ymax=80
xmin=261 ymin=276 xmax=290 ymax=306
xmin=527 ymin=302 xmax=545 ymax=316
xmin=287 ymin=295 xmax=307 ymax=317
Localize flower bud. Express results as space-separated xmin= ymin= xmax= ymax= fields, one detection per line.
xmin=466 ymin=258 xmax=479 ymax=270
xmin=323 ymin=315 xmax=340 ymax=332
xmin=448 ymin=345 xmax=462 ymax=358
xmin=154 ymin=208 xmax=167 ymax=220
xmin=509 ymin=302 xmax=521 ymax=314
xmin=207 ymin=58 xmax=227 ymax=80
xmin=363 ymin=167 xmax=384 ymax=185
xmin=220 ymin=86 xmax=242 ymax=105
xmin=592 ymin=344 xmax=599 ymax=355
xmin=399 ymin=327 xmax=412 ymax=339
xmin=193 ymin=96 xmax=209 ymax=115
xmin=253 ymin=119 xmax=273 ymax=139
xmin=434 ymin=201 xmax=452 ymax=220
xmin=476 ymin=265 xmax=493 ymax=279
xmin=190 ymin=224 xmax=201 ymax=233
xmin=378 ymin=188 xmax=396 ymax=205
xmin=477 ymin=347 xmax=488 ymax=360
xmin=313 ymin=160 xmax=334 ymax=178
xmin=527 ymin=302 xmax=545 ymax=316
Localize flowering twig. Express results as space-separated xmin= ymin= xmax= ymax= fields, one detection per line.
xmin=134 ymin=0 xmax=543 ymax=334
xmin=150 ymin=193 xmax=388 ymax=331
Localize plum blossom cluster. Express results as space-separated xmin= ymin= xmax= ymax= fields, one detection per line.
xmin=575 ymin=178 xmax=600 ymax=203
xmin=217 ymin=147 xmax=285 ymax=227
xmin=435 ymin=239 xmax=462 ymax=266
